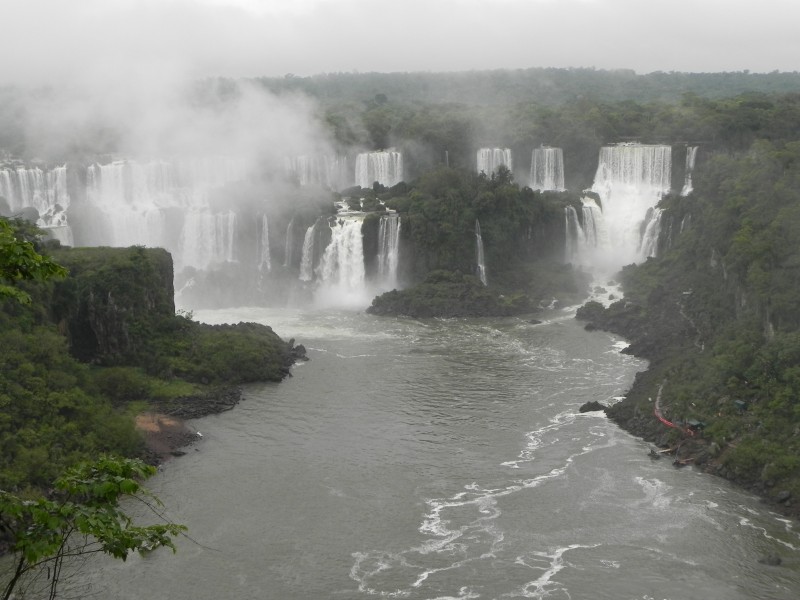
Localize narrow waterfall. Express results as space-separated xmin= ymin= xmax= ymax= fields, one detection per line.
xmin=477 ymin=148 xmax=512 ymax=176
xmin=530 ymin=147 xmax=565 ymax=191
xmin=259 ymin=214 xmax=271 ymax=272
xmin=590 ymin=144 xmax=672 ymax=267
xmin=283 ymin=217 xmax=295 ymax=268
xmin=564 ymin=198 xmax=605 ymax=264
xmin=680 ymin=146 xmax=699 ymax=196
xmin=377 ymin=214 xmax=401 ymax=290
xmin=355 ymin=151 xmax=403 ymax=189
xmin=639 ymin=207 xmax=664 ymax=258
xmin=299 ymin=222 xmax=318 ymax=282
xmin=564 ymin=206 xmax=581 ymax=263
xmin=475 ymin=220 xmax=487 ymax=285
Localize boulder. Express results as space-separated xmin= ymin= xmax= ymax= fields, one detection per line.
xmin=579 ymin=401 xmax=604 ymax=413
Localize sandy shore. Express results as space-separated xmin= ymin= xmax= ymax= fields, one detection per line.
xmin=135 ymin=412 xmax=199 ymax=463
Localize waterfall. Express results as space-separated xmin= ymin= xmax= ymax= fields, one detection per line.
xmin=82 ymin=158 xmax=247 ymax=269
xmin=530 ymin=147 xmax=565 ymax=191
xmin=680 ymin=146 xmax=699 ymax=196
xmin=565 ymin=206 xmax=581 ymax=263
xmin=319 ymin=217 xmax=365 ymax=300
xmin=283 ymin=217 xmax=295 ymax=268
xmin=590 ymin=144 xmax=671 ymax=266
xmin=0 ymin=164 xmax=73 ymax=243
xmin=299 ymin=221 xmax=317 ymax=282
xmin=259 ymin=214 xmax=271 ymax=272
xmin=285 ymin=154 xmax=349 ymax=189
xmin=377 ymin=214 xmax=401 ymax=290
xmin=477 ymin=148 xmax=512 ymax=176
xmin=355 ymin=151 xmax=403 ymax=189
xmin=564 ymin=198 xmax=606 ymax=264
xmin=475 ymin=220 xmax=487 ymax=286
xmin=180 ymin=210 xmax=236 ymax=270
xmin=639 ymin=207 xmax=664 ymax=258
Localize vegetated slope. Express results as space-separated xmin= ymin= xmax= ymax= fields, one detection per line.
xmin=578 ymin=140 xmax=800 ymax=513
xmin=0 ymin=228 xmax=298 ymax=493
xmin=366 ymin=166 xmax=590 ymax=316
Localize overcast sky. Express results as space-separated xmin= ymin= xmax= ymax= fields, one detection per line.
xmin=3 ymin=0 xmax=800 ymax=86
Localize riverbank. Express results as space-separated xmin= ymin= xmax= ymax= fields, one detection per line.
xmin=576 ymin=300 xmax=800 ymax=521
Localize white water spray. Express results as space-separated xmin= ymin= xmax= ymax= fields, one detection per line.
xmin=588 ymin=144 xmax=672 ymax=267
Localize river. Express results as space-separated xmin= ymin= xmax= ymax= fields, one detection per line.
xmin=82 ymin=306 xmax=799 ymax=599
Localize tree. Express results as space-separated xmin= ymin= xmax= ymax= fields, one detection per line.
xmin=0 ymin=456 xmax=186 ymax=600
xmin=0 ymin=218 xmax=67 ymax=304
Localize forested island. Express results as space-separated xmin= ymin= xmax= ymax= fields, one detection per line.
xmin=3 ymin=67 xmax=800 ymax=591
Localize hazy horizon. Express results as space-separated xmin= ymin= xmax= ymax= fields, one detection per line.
xmin=3 ymin=0 xmax=800 ymax=88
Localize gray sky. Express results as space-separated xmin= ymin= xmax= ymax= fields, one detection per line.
xmin=3 ymin=0 xmax=800 ymax=86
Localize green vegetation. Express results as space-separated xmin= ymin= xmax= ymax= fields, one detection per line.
xmin=0 ymin=218 xmax=295 ymax=495
xmin=366 ymin=166 xmax=589 ymax=316
xmin=1 ymin=455 xmax=185 ymax=600
xmin=367 ymin=270 xmax=530 ymax=318
xmin=579 ymin=139 xmax=800 ymax=506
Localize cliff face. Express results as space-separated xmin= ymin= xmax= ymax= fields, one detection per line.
xmin=50 ymin=247 xmax=175 ymax=363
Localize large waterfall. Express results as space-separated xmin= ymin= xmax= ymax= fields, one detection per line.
xmin=316 ymin=217 xmax=368 ymax=306
xmin=680 ymin=146 xmax=698 ymax=196
xmin=377 ymin=214 xmax=401 ymax=290
xmin=355 ymin=151 xmax=403 ymax=189
xmin=475 ymin=220 xmax=487 ymax=285
xmin=0 ymin=165 xmax=73 ymax=244
xmin=587 ymin=144 xmax=672 ymax=267
xmin=81 ymin=158 xmax=247 ymax=270
xmin=477 ymin=148 xmax=512 ymax=176
xmin=530 ymin=147 xmax=565 ymax=191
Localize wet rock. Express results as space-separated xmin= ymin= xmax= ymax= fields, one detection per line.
xmin=776 ymin=490 xmax=792 ymax=503
xmin=579 ymin=401 xmax=604 ymax=413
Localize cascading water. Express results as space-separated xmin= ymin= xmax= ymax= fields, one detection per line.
xmin=475 ymin=219 xmax=487 ymax=285
xmin=530 ymin=147 xmax=565 ymax=191
xmin=680 ymin=145 xmax=698 ymax=196
xmin=589 ymin=144 xmax=672 ymax=267
xmin=354 ymin=151 xmax=403 ymax=189
xmin=285 ymin=154 xmax=350 ymax=189
xmin=377 ymin=214 xmax=401 ymax=290
xmin=0 ymin=164 xmax=73 ymax=244
xmin=639 ymin=207 xmax=664 ymax=258
xmin=283 ymin=217 xmax=295 ymax=268
xmin=299 ymin=221 xmax=318 ymax=282
xmin=82 ymin=158 xmax=247 ymax=270
xmin=477 ymin=148 xmax=512 ymax=176
xmin=316 ymin=217 xmax=368 ymax=306
xmin=564 ymin=198 xmax=605 ymax=264
xmin=259 ymin=214 xmax=271 ymax=272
